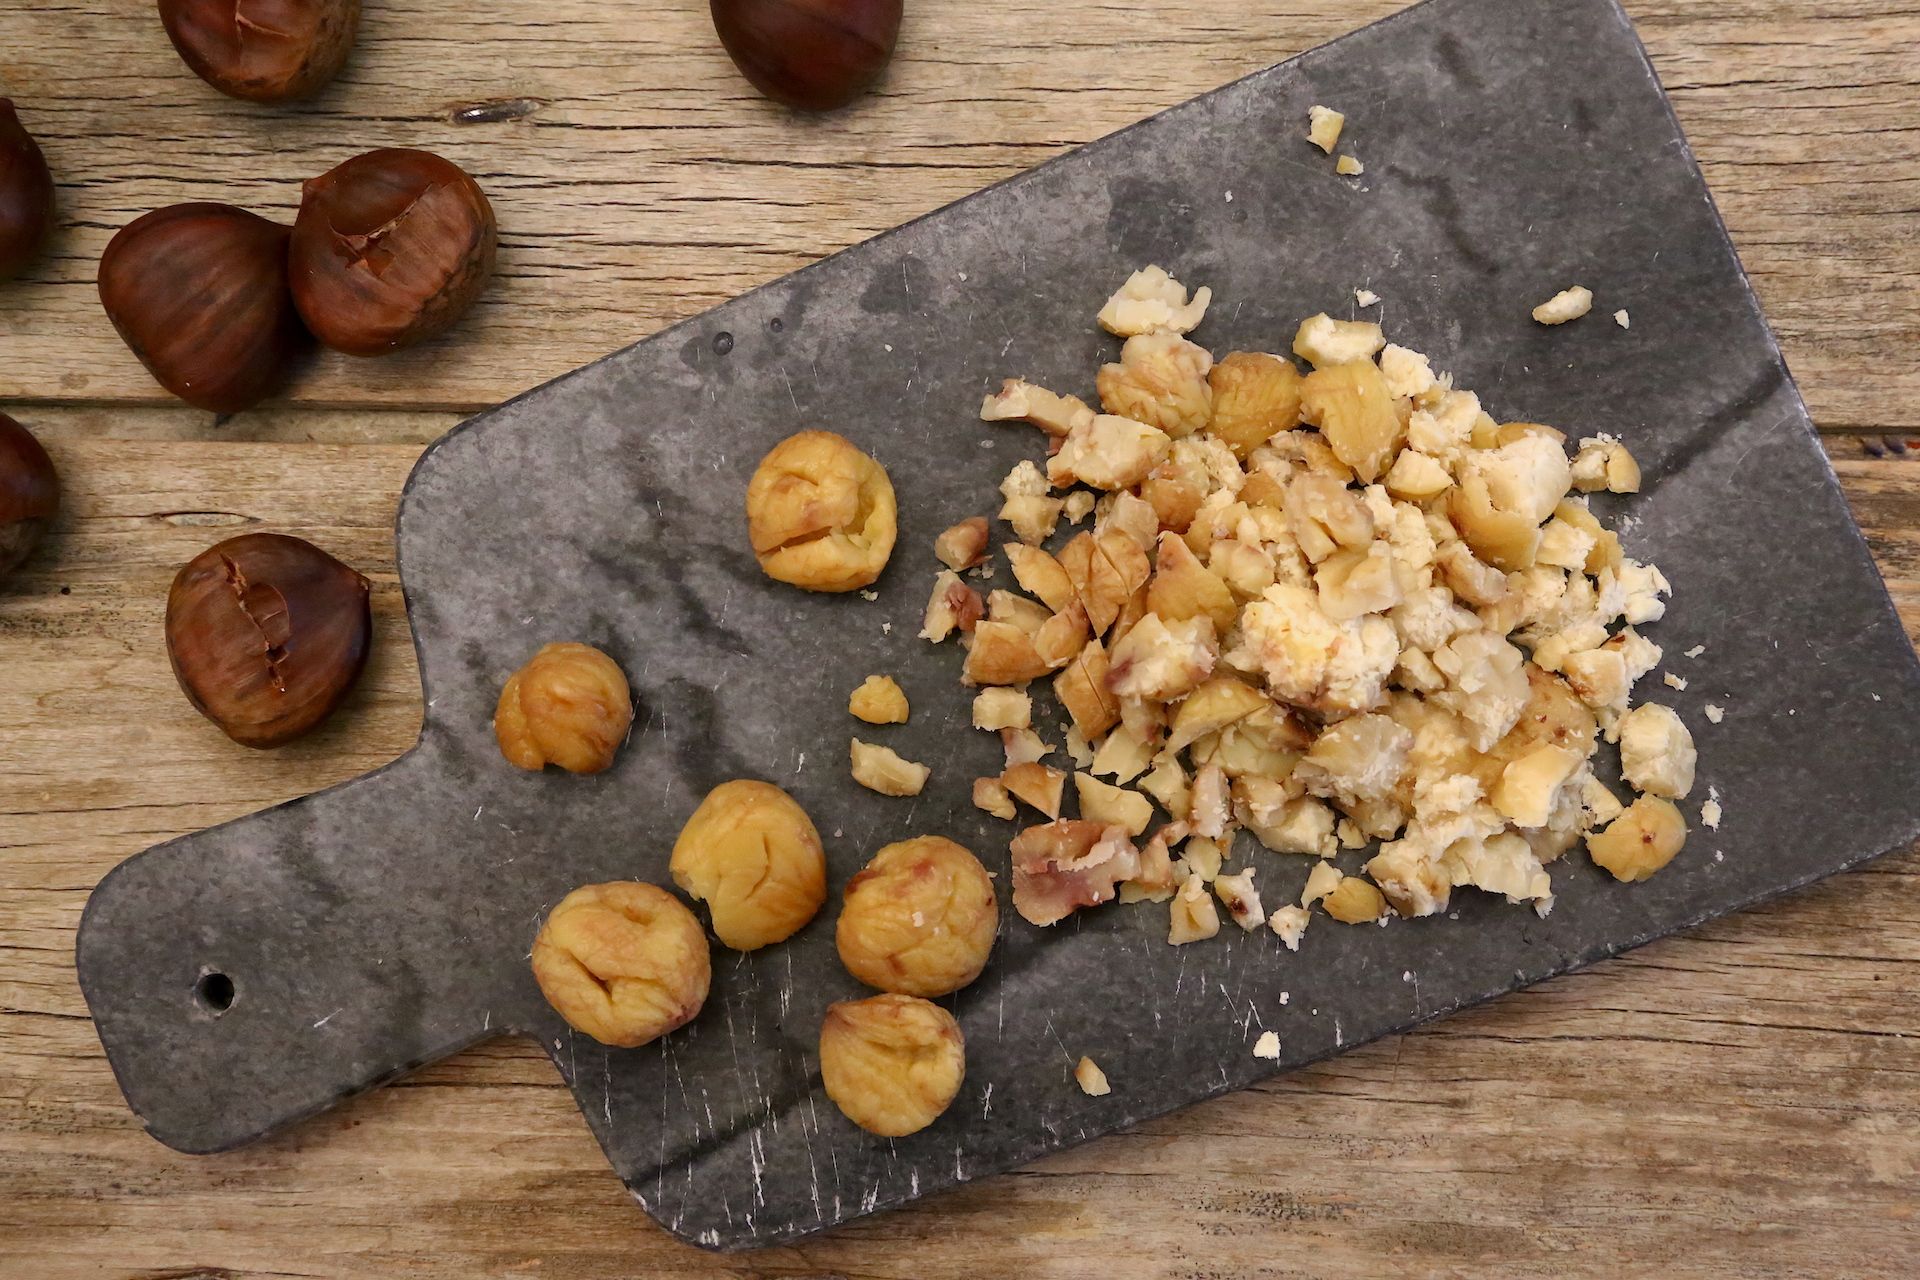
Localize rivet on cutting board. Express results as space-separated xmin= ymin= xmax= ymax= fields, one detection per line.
xmin=769 ymin=317 xmax=785 ymax=333
xmin=712 ymin=332 xmax=735 ymax=356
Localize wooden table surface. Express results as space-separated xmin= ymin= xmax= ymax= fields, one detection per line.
xmin=3 ymin=1 xmax=1918 ymax=1276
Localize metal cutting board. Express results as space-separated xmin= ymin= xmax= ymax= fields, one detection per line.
xmin=75 ymin=0 xmax=1920 ymax=1250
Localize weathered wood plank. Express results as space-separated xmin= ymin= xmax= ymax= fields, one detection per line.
xmin=0 ymin=0 xmax=1914 ymax=433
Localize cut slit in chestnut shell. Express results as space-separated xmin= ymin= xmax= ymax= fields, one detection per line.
xmin=166 ymin=532 xmax=372 ymax=748
xmin=98 ymin=203 xmax=312 ymax=414
xmin=0 ymin=98 xmax=55 ymax=281
xmin=289 ymin=148 xmax=497 ymax=356
xmin=0 ymin=413 xmax=60 ymax=583
xmin=158 ymin=0 xmax=363 ymax=103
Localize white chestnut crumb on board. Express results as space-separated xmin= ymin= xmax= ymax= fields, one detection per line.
xmin=1097 ymin=266 xmax=1210 ymax=338
xmin=1074 ymin=1055 xmax=1111 ymax=1096
xmin=1307 ymin=105 xmax=1345 ymax=153
xmin=1335 ymin=154 xmax=1365 ymax=176
xmin=1253 ymin=1030 xmax=1281 ymax=1060
xmin=848 ymin=675 xmax=909 ymax=724
xmin=1533 ymin=285 xmax=1594 ymax=325
xmin=901 ymin=263 xmax=1694 ymax=951
xmin=849 ymin=739 xmax=930 ymax=796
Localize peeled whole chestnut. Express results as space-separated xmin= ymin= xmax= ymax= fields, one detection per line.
xmin=99 ymin=203 xmax=311 ymax=414
xmin=166 ymin=532 xmax=371 ymax=748
xmin=0 ymin=413 xmax=60 ymax=584
xmin=711 ymin=0 xmax=903 ymax=112
xmin=159 ymin=0 xmax=362 ymax=104
xmin=290 ymin=149 xmax=497 ymax=356
xmin=0 ymin=99 xmax=55 ymax=282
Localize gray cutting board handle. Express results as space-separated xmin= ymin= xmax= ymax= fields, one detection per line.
xmin=74 ymin=741 xmax=537 ymax=1154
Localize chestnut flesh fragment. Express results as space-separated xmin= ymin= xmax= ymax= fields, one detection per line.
xmin=0 ymin=99 xmax=55 ymax=281
xmin=99 ymin=203 xmax=312 ymax=413
xmin=711 ymin=0 xmax=902 ymax=112
xmin=290 ymin=148 xmax=497 ymax=356
xmin=166 ymin=532 xmax=372 ymax=748
xmin=0 ymin=413 xmax=60 ymax=584
xmin=159 ymin=0 xmax=362 ymax=103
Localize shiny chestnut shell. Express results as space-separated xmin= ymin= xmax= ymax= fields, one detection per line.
xmin=289 ymin=148 xmax=497 ymax=357
xmin=0 ymin=413 xmax=60 ymax=583
xmin=166 ymin=532 xmax=372 ymax=748
xmin=710 ymin=0 xmax=903 ymax=112
xmin=99 ymin=203 xmax=311 ymax=414
xmin=158 ymin=0 xmax=362 ymax=103
xmin=0 ymin=99 xmax=55 ymax=281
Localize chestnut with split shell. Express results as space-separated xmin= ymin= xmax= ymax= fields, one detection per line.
xmin=99 ymin=203 xmax=311 ymax=413
xmin=0 ymin=413 xmax=60 ymax=584
xmin=711 ymin=0 xmax=903 ymax=112
xmin=0 ymin=99 xmax=55 ymax=282
xmin=159 ymin=0 xmax=362 ymax=103
xmin=290 ymin=148 xmax=497 ymax=356
xmin=165 ymin=532 xmax=372 ymax=748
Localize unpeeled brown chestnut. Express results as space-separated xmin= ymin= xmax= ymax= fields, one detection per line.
xmin=99 ymin=203 xmax=311 ymax=413
xmin=0 ymin=414 xmax=59 ymax=584
xmin=711 ymin=0 xmax=903 ymax=112
xmin=166 ymin=532 xmax=371 ymax=747
xmin=159 ymin=0 xmax=362 ymax=103
xmin=290 ymin=149 xmax=497 ymax=356
xmin=0 ymin=99 xmax=55 ymax=281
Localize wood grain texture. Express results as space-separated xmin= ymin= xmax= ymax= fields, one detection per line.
xmin=2 ymin=0 xmax=1918 ymax=1275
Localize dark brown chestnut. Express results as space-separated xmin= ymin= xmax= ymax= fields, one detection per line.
xmin=99 ymin=203 xmax=312 ymax=414
xmin=158 ymin=0 xmax=362 ymax=103
xmin=166 ymin=532 xmax=371 ymax=748
xmin=711 ymin=0 xmax=902 ymax=112
xmin=289 ymin=148 xmax=497 ymax=357
xmin=0 ymin=99 xmax=55 ymax=282
xmin=0 ymin=413 xmax=60 ymax=584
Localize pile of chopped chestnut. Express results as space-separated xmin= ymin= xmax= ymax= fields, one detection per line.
xmin=922 ymin=267 xmax=1700 ymax=950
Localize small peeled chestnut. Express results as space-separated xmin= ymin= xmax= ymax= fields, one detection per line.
xmin=836 ymin=836 xmax=998 ymax=997
xmin=159 ymin=0 xmax=362 ymax=103
xmin=166 ymin=532 xmax=372 ymax=748
xmin=495 ymin=643 xmax=634 ymax=775
xmin=671 ymin=780 xmax=827 ymax=951
xmin=99 ymin=203 xmax=310 ymax=413
xmin=0 ymin=99 xmax=55 ymax=281
xmin=711 ymin=0 xmax=903 ymax=112
xmin=0 ymin=414 xmax=60 ymax=584
xmin=819 ymin=994 xmax=965 ymax=1137
xmin=531 ymin=882 xmax=711 ymax=1049
xmin=290 ymin=149 xmax=497 ymax=356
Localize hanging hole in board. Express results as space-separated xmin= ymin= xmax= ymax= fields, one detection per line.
xmin=194 ymin=970 xmax=235 ymax=1016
